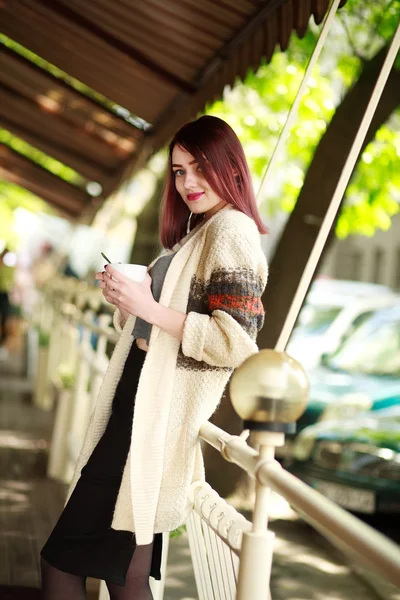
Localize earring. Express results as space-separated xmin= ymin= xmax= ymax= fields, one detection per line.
xmin=186 ymin=211 xmax=193 ymax=235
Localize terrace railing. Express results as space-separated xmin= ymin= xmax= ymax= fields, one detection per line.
xmin=35 ymin=277 xmax=400 ymax=599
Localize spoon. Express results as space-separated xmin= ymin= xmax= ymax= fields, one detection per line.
xmin=101 ymin=251 xmax=112 ymax=264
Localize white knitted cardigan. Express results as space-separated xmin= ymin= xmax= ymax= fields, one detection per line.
xmin=67 ymin=205 xmax=268 ymax=545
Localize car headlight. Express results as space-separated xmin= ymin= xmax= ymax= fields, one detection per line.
xmin=318 ymin=393 xmax=373 ymax=423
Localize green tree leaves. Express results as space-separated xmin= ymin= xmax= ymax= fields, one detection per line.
xmin=206 ymin=0 xmax=400 ymax=239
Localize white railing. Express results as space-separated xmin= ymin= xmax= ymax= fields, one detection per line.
xmin=187 ymin=481 xmax=258 ymax=600
xmin=198 ymin=423 xmax=400 ymax=598
xmin=35 ymin=277 xmax=400 ymax=600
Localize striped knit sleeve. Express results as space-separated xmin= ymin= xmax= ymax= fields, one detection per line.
xmin=182 ymin=218 xmax=268 ymax=368
xmin=207 ymin=267 xmax=265 ymax=340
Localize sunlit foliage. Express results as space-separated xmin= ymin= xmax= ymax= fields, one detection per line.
xmin=207 ymin=0 xmax=400 ymax=237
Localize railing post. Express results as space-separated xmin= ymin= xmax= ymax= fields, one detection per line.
xmin=44 ymin=291 xmax=64 ymax=410
xmin=66 ymin=310 xmax=94 ymax=477
xmin=230 ymin=349 xmax=309 ymax=599
xmin=47 ymin=300 xmax=80 ymax=482
xmin=59 ymin=305 xmax=80 ymax=370
xmin=236 ymin=435 xmax=280 ymax=599
xmin=90 ymin=314 xmax=111 ymax=412
xmin=47 ymin=382 xmax=75 ymax=482
xmin=33 ymin=286 xmax=54 ymax=410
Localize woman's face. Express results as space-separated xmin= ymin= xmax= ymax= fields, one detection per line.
xmin=171 ymin=145 xmax=227 ymax=220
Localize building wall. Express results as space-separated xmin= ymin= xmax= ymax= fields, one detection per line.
xmin=319 ymin=212 xmax=400 ymax=291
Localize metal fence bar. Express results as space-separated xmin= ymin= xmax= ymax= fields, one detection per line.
xmin=256 ymin=0 xmax=341 ymax=201
xmin=230 ymin=549 xmax=239 ymax=586
xmin=186 ymin=513 xmax=209 ymax=600
xmin=208 ymin=526 xmax=225 ymax=598
xmin=213 ymin=527 xmax=230 ymax=599
xmin=189 ymin=511 xmax=216 ymax=599
xmin=202 ymin=520 xmax=221 ymax=598
xmin=215 ymin=534 xmax=234 ymax=600
xmin=224 ymin=544 xmax=237 ymax=595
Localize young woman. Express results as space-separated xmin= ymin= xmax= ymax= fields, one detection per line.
xmin=41 ymin=115 xmax=269 ymax=599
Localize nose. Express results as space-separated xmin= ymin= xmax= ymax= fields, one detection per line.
xmin=184 ymin=170 xmax=198 ymax=190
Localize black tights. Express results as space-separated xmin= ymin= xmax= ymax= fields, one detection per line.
xmin=41 ymin=542 xmax=154 ymax=600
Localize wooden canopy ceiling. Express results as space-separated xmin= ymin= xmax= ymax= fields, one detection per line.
xmin=0 ymin=0 xmax=337 ymax=219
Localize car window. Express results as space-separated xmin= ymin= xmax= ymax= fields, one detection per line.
xmin=351 ymin=310 xmax=376 ymax=330
xmin=295 ymin=305 xmax=342 ymax=336
xmin=327 ymin=315 xmax=400 ymax=376
xmin=340 ymin=310 xmax=376 ymax=345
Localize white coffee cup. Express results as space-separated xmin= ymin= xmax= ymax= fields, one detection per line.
xmin=110 ymin=263 xmax=147 ymax=282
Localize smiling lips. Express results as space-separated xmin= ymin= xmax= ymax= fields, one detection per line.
xmin=187 ymin=192 xmax=204 ymax=202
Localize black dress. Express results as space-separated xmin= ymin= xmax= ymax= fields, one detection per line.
xmin=41 ymin=341 xmax=163 ymax=586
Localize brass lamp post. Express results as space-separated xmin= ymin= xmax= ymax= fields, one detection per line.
xmin=230 ymin=349 xmax=309 ymax=599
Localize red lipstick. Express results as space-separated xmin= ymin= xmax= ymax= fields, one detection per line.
xmin=187 ymin=192 xmax=204 ymax=202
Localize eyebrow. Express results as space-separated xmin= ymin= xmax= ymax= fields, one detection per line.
xmin=171 ymin=159 xmax=198 ymax=168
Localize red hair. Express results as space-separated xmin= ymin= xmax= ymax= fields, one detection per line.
xmin=159 ymin=115 xmax=268 ymax=248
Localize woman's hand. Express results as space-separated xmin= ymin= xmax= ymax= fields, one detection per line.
xmin=95 ymin=265 xmax=187 ymax=342
xmin=95 ymin=265 xmax=156 ymax=322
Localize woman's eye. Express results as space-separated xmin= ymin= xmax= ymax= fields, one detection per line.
xmin=197 ymin=165 xmax=202 ymax=173
xmin=174 ymin=169 xmax=184 ymax=177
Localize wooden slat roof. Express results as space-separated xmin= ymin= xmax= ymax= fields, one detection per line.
xmin=0 ymin=0 xmax=337 ymax=219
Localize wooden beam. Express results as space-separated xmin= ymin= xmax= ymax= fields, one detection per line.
xmin=38 ymin=0 xmax=197 ymax=94
xmin=0 ymin=44 xmax=141 ymax=138
xmin=0 ymin=116 xmax=111 ymax=183
xmin=0 ymin=145 xmax=91 ymax=214
xmin=0 ymin=85 xmax=123 ymax=168
xmin=0 ymin=165 xmax=82 ymax=218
